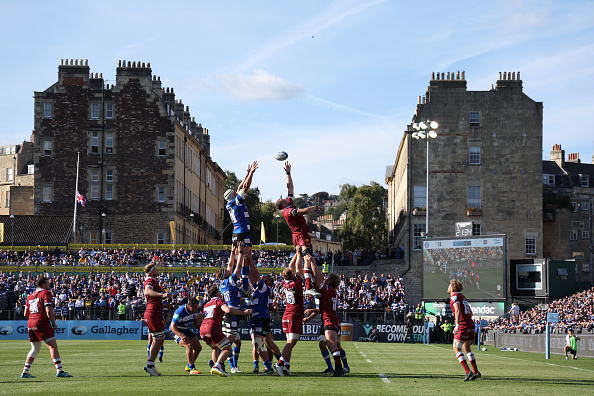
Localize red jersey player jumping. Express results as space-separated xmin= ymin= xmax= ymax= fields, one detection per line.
xmin=21 ymin=277 xmax=72 ymax=378
xmin=275 ymin=162 xmax=322 ymax=298
xmin=448 ymin=279 xmax=481 ymax=381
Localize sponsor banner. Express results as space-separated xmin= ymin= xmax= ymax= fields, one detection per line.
xmin=424 ymin=301 xmax=504 ymax=318
xmin=357 ymin=322 xmax=425 ymax=343
xmin=141 ymin=319 xmax=350 ymax=341
xmin=0 ymin=266 xmax=19 ymax=272
xmin=0 ymin=320 xmax=142 ymax=340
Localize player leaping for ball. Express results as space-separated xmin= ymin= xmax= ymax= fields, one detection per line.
xmin=448 ymin=279 xmax=481 ymax=381
xmin=275 ymin=162 xmax=322 ymax=298
xmin=224 ymin=161 xmax=258 ymax=294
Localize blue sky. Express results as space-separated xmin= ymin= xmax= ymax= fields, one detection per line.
xmin=1 ymin=0 xmax=593 ymax=201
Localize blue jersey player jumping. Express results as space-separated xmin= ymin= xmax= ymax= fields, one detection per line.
xmin=224 ymin=161 xmax=258 ymax=292
xmin=169 ymin=297 xmax=203 ymax=374
xmin=215 ymin=243 xmax=249 ymax=373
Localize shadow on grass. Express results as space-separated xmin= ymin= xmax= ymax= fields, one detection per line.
xmin=372 ymin=373 xmax=594 ymax=386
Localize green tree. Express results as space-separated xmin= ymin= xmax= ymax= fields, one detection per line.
xmin=338 ymin=182 xmax=386 ymax=251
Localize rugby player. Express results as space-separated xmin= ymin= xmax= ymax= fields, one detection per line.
xmin=143 ymin=263 xmax=169 ymax=376
xmin=169 ymin=297 xmax=204 ymax=374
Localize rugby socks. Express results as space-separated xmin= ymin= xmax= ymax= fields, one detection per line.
xmin=147 ymin=360 xmax=155 ymax=369
xmin=332 ymin=351 xmax=343 ymax=369
xmin=253 ymin=360 xmax=259 ymax=369
xmin=53 ymin=358 xmax=64 ymax=373
xmin=456 ymin=351 xmax=470 ymax=374
xmin=147 ymin=343 xmax=150 ymax=358
xmin=227 ymin=356 xmax=236 ymax=369
xmin=277 ymin=356 xmax=286 ymax=366
xmin=304 ymin=268 xmax=313 ymax=290
xmin=340 ymin=349 xmax=349 ymax=370
xmin=264 ymin=360 xmax=273 ymax=371
xmin=23 ymin=362 xmax=32 ymax=374
xmin=466 ymin=352 xmax=478 ymax=373
xmin=321 ymin=349 xmax=333 ymax=371
xmin=233 ymin=345 xmax=240 ymax=367
xmin=241 ymin=265 xmax=250 ymax=291
xmin=159 ymin=345 xmax=164 ymax=359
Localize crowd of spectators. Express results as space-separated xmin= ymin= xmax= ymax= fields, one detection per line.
xmin=486 ymin=287 xmax=594 ymax=334
xmin=0 ymin=267 xmax=409 ymax=323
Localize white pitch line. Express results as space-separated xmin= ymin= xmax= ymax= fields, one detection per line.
xmin=366 ymin=359 xmax=372 ymax=363
xmin=379 ymin=373 xmax=391 ymax=383
xmin=362 ymin=353 xmax=366 ymax=357
xmin=428 ymin=344 xmax=594 ymax=373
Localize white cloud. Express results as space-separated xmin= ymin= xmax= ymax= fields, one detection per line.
xmin=217 ymin=69 xmax=305 ymax=101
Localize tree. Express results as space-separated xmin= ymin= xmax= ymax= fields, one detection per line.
xmin=338 ymin=182 xmax=387 ymax=251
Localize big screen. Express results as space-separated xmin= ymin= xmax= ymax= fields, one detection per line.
xmin=422 ymin=235 xmax=506 ymax=300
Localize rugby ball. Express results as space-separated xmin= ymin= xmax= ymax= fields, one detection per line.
xmin=482 ymin=347 xmax=487 ymax=351
xmin=274 ymin=151 xmax=288 ymax=161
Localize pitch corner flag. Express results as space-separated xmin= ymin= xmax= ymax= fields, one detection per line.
xmin=261 ymin=221 xmax=266 ymax=243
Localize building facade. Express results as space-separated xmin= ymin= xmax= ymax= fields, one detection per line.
xmin=386 ymin=71 xmax=543 ymax=303
xmin=0 ymin=141 xmax=35 ymax=216
xmin=543 ymin=145 xmax=594 ymax=286
xmin=33 ymin=59 xmax=225 ymax=245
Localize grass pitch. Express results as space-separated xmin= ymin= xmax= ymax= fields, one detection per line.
xmin=0 ymin=340 xmax=592 ymax=395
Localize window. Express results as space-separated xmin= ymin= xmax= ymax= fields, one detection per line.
xmin=105 ymin=133 xmax=113 ymax=153
xmin=580 ymin=175 xmax=589 ymax=187
xmin=573 ymin=252 xmax=585 ymax=260
xmin=105 ymin=232 xmax=112 ymax=244
xmin=469 ymin=147 xmax=481 ymax=165
xmin=91 ymin=169 xmax=100 ymax=182
xmin=158 ymin=141 xmax=166 ymax=157
xmin=516 ymin=263 xmax=542 ymax=290
xmin=413 ymin=224 xmax=426 ymax=250
xmin=91 ymin=132 xmax=99 ymax=154
xmin=43 ymin=141 xmax=52 ymax=156
xmin=413 ymin=185 xmax=426 ymax=208
xmin=525 ymin=237 xmax=536 ymax=255
xmin=467 ymin=185 xmax=481 ymax=209
xmin=90 ymin=185 xmax=99 ymax=200
xmin=105 ymin=185 xmax=113 ymax=200
xmin=5 ymin=191 xmax=9 ymax=207
xmin=543 ymin=174 xmax=555 ymax=185
xmin=105 ymin=103 xmax=114 ymax=119
xmin=43 ymin=102 xmax=52 ymax=118
xmin=158 ymin=186 xmax=166 ymax=202
xmin=582 ymin=231 xmax=590 ymax=239
xmin=469 ymin=111 xmax=480 ymax=127
xmin=42 ymin=186 xmax=52 ymax=202
xmin=91 ymin=103 xmax=99 ymax=119
xmin=572 ymin=221 xmax=584 ymax=228
xmin=27 ymin=164 xmax=34 ymax=174
xmin=105 ymin=170 xmax=113 ymax=183
xmin=570 ymin=230 xmax=577 ymax=241
xmin=582 ymin=201 xmax=589 ymax=211
xmin=571 ymin=202 xmax=578 ymax=212
xmin=157 ymin=232 xmax=165 ymax=244
xmin=6 ymin=168 xmax=13 ymax=182
xmin=89 ymin=232 xmax=99 ymax=244
xmin=472 ymin=223 xmax=481 ymax=236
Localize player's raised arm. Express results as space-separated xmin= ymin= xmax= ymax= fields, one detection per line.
xmin=239 ymin=161 xmax=258 ymax=193
xmin=309 ymin=255 xmax=324 ymax=289
xmin=295 ymin=205 xmax=321 ymax=216
xmin=233 ymin=244 xmax=245 ymax=278
xmin=227 ymin=244 xmax=238 ymax=273
xmin=284 ymin=162 xmax=294 ymax=196
xmin=248 ymin=251 xmax=260 ymax=284
xmin=289 ymin=246 xmax=303 ymax=278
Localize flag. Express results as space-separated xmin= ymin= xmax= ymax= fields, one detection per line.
xmin=260 ymin=221 xmax=266 ymax=243
xmin=76 ymin=191 xmax=87 ymax=207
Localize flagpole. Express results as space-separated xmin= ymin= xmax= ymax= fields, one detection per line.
xmin=73 ymin=152 xmax=80 ymax=243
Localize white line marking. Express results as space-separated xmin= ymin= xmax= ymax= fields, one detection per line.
xmin=379 ymin=373 xmax=391 ymax=383
xmin=428 ymin=344 xmax=594 ymax=373
xmin=362 ymin=353 xmax=366 ymax=357
xmin=366 ymin=359 xmax=372 ymax=363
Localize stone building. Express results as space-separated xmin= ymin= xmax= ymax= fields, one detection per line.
xmin=32 ymin=59 xmax=225 ymax=245
xmin=0 ymin=141 xmax=35 ymax=216
xmin=543 ymin=145 xmax=594 ymax=286
xmin=386 ymin=71 xmax=543 ymax=303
